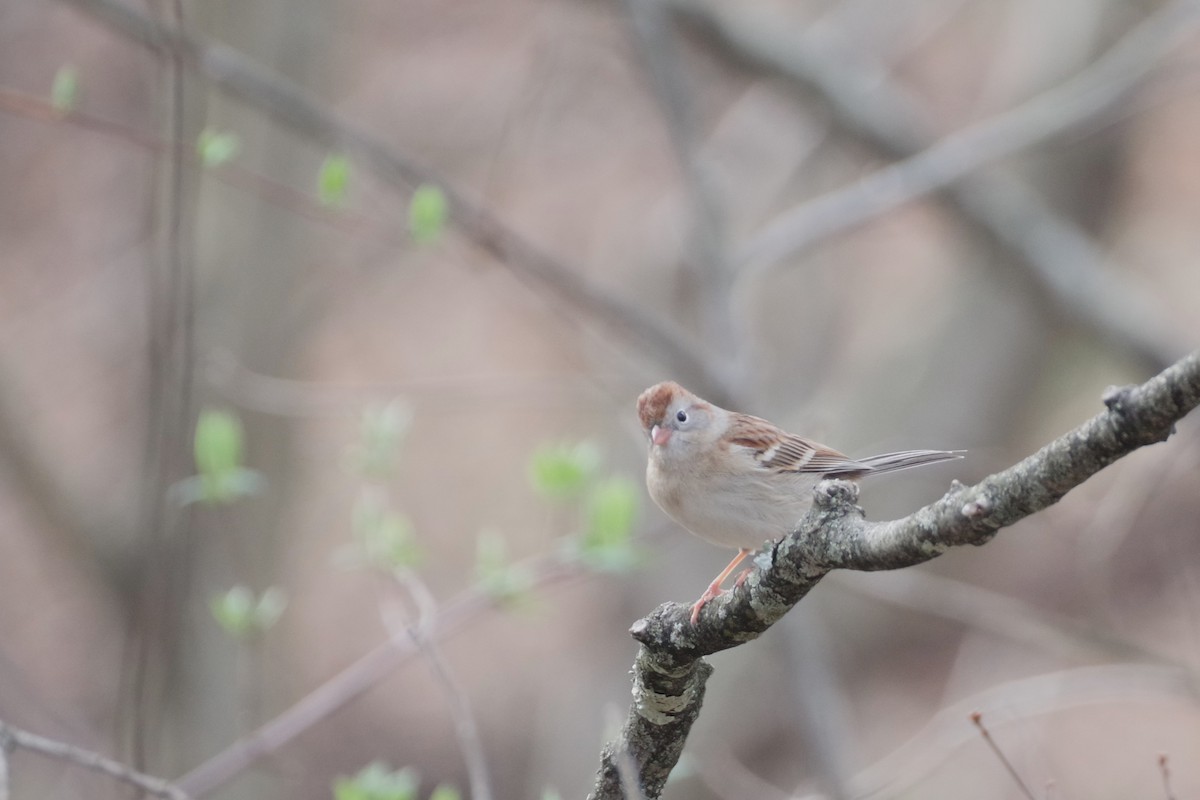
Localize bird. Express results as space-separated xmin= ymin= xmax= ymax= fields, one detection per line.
xmin=637 ymin=381 xmax=963 ymax=623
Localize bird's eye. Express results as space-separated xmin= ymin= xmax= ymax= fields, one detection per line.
xmin=675 ymin=409 xmax=688 ymax=423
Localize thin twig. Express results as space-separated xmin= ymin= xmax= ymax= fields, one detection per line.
xmin=55 ymin=0 xmax=734 ymax=404
xmin=733 ymin=0 xmax=1200 ymax=269
xmin=669 ymin=0 xmax=1193 ymax=370
xmin=0 ymin=733 xmax=9 ymax=800
xmin=0 ymin=87 xmax=401 ymax=240
xmin=623 ymin=0 xmax=732 ymax=350
xmin=386 ymin=571 xmax=494 ymax=800
xmin=0 ymin=720 xmax=189 ymax=800
xmin=176 ymin=555 xmax=579 ymax=797
xmin=1159 ymin=754 xmax=1176 ymax=800
xmin=847 ymin=664 xmax=1197 ymax=799
xmin=829 ymin=569 xmax=1185 ymax=670
xmin=970 ymin=712 xmax=1036 ymax=800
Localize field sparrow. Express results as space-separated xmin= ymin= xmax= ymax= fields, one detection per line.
xmin=637 ymin=381 xmax=963 ymax=623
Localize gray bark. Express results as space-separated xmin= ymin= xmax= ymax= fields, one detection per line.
xmin=590 ymin=349 xmax=1200 ymax=799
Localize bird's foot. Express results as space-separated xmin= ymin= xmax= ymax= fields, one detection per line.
xmin=689 ymin=580 xmax=726 ymax=624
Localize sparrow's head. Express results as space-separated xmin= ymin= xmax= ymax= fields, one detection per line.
xmin=637 ymin=381 xmax=716 ymax=452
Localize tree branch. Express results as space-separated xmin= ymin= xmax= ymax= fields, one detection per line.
xmin=0 ymin=720 xmax=188 ymax=799
xmin=589 ymin=348 xmax=1200 ymax=799
xmin=55 ymin=0 xmax=733 ymax=404
xmin=668 ymin=0 xmax=1194 ymax=370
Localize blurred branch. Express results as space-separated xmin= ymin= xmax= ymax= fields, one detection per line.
xmin=829 ymin=568 xmax=1185 ymax=669
xmin=0 ymin=720 xmax=188 ymax=800
xmin=0 ymin=359 xmax=121 ymax=583
xmin=125 ymin=0 xmax=196 ymax=769
xmin=623 ymin=0 xmax=732 ymax=349
xmin=694 ymin=748 xmax=815 ymax=800
xmin=0 ymin=87 xmax=402 ymax=241
xmin=668 ymin=0 xmax=1198 ymax=370
xmin=1160 ymin=754 xmax=1177 ymax=800
xmin=589 ymin=349 xmax=1200 ymax=799
xmin=56 ymin=0 xmax=734 ymax=404
xmin=971 ymin=712 xmax=1037 ymax=800
xmin=385 ymin=572 xmax=493 ymax=800
xmin=732 ymin=0 xmax=1200 ymax=267
xmin=176 ymin=556 xmax=579 ymax=797
xmin=848 ymin=664 xmax=1196 ymax=798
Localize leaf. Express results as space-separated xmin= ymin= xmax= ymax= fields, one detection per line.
xmin=51 ymin=65 xmax=79 ymax=113
xmin=428 ymin=785 xmax=461 ymax=800
xmin=210 ymin=586 xmax=255 ymax=637
xmin=210 ymin=586 xmax=287 ymax=639
xmin=586 ymin=476 xmax=638 ymax=545
xmin=474 ymin=530 xmax=532 ymax=604
xmin=174 ymin=410 xmax=263 ymax=506
xmin=176 ymin=467 xmax=263 ymax=507
xmin=349 ymin=401 xmax=412 ymax=479
xmin=353 ymin=494 xmax=421 ymax=571
xmin=168 ymin=475 xmax=207 ymax=507
xmin=253 ymin=586 xmax=288 ymax=631
xmin=194 ymin=409 xmax=244 ymax=477
xmin=528 ymin=441 xmax=601 ymax=501
xmin=579 ymin=476 xmax=641 ymax=572
xmin=318 ymin=154 xmax=351 ymax=207
xmin=332 ymin=780 xmax=368 ymax=800
xmin=408 ymin=184 xmax=447 ymax=244
xmin=196 ymin=128 xmax=241 ymax=168
xmin=333 ymin=763 xmax=418 ymax=800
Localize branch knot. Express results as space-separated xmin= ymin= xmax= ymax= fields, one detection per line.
xmin=813 ymin=478 xmax=861 ymax=513
xmin=961 ymin=494 xmax=992 ymax=520
xmin=1102 ymin=384 xmax=1135 ymax=414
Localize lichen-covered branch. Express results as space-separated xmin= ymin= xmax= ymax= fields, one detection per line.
xmin=590 ymin=349 xmax=1200 ymax=799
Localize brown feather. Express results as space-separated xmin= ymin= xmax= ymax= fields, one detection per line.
xmin=726 ymin=413 xmax=862 ymax=474
xmin=637 ymin=381 xmax=684 ymax=432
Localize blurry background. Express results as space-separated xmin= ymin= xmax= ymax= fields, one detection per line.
xmin=1 ymin=0 xmax=1199 ymax=798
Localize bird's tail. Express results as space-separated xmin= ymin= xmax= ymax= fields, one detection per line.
xmin=840 ymin=449 xmax=965 ymax=477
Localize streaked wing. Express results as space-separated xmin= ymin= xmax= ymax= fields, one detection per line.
xmin=726 ymin=414 xmax=865 ymax=475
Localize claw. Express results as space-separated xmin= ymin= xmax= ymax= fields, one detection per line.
xmin=689 ymin=548 xmax=751 ymax=624
xmin=689 ymin=583 xmax=725 ymax=624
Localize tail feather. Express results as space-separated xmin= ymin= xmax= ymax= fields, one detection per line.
xmin=827 ymin=449 xmax=964 ymax=478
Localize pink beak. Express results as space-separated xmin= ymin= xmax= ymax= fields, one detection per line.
xmin=651 ymin=425 xmax=672 ymax=446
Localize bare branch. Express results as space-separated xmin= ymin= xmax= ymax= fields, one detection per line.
xmin=176 ymin=557 xmax=579 ymax=796
xmin=848 ymin=664 xmax=1196 ymax=798
xmin=1159 ymin=754 xmax=1176 ymax=800
xmin=590 ymin=349 xmax=1200 ymax=799
xmin=0 ymin=735 xmax=8 ymax=800
xmin=731 ymin=0 xmax=1200 ymax=269
xmin=385 ymin=572 xmax=494 ymax=800
xmin=0 ymin=720 xmax=188 ymax=799
xmin=55 ymin=0 xmax=733 ymax=403
xmin=623 ymin=0 xmax=732 ymax=348
xmin=0 ymin=87 xmax=403 ymax=241
xmin=830 ymin=569 xmax=1182 ymax=669
xmin=970 ymin=712 xmax=1037 ymax=800
xmin=668 ymin=0 xmax=1195 ymax=370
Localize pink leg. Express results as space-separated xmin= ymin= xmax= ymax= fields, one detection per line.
xmin=690 ymin=548 xmax=750 ymax=624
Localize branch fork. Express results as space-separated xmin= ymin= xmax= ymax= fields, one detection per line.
xmin=593 ymin=350 xmax=1200 ymax=800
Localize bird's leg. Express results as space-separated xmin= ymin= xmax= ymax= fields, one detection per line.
xmin=690 ymin=548 xmax=750 ymax=624
xmin=732 ymin=567 xmax=754 ymax=588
